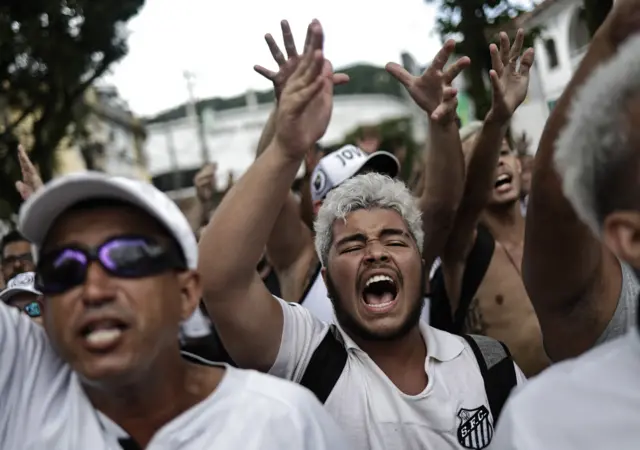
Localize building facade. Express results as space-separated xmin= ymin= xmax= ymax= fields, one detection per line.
xmin=510 ymin=0 xmax=590 ymax=152
xmin=144 ymin=93 xmax=415 ymax=199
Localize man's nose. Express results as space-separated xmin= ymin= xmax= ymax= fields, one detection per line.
xmin=81 ymin=262 xmax=116 ymax=307
xmin=364 ymin=241 xmax=390 ymax=264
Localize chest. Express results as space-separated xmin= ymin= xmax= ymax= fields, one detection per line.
xmin=324 ymin=356 xmax=496 ymax=450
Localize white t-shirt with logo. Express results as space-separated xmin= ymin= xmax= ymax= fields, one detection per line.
xmin=269 ymin=298 xmax=526 ymax=450
xmin=493 ymin=328 xmax=640 ymax=450
xmin=0 ymin=303 xmax=348 ymax=450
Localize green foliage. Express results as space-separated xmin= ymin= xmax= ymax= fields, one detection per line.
xmin=0 ymin=0 xmax=145 ymax=219
xmin=426 ymin=0 xmax=536 ymax=119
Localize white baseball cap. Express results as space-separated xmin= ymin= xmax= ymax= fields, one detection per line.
xmin=0 ymin=272 xmax=41 ymax=303
xmin=18 ymin=172 xmax=198 ymax=269
xmin=310 ymin=145 xmax=400 ymax=202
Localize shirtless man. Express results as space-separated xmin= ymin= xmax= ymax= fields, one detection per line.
xmin=431 ymin=30 xmax=549 ymax=377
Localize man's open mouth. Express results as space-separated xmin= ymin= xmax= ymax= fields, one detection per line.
xmin=361 ymin=274 xmax=399 ymax=313
xmin=494 ymin=173 xmax=513 ymax=189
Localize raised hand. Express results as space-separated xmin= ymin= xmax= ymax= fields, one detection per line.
xmin=274 ymin=21 xmax=333 ymax=160
xmin=15 ymin=145 xmax=43 ymax=201
xmin=487 ymin=29 xmax=535 ymax=123
xmin=194 ymin=162 xmax=217 ymax=202
xmin=386 ymin=40 xmax=470 ymax=124
xmin=254 ymin=20 xmax=349 ymax=102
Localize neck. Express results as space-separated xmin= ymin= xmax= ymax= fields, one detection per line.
xmin=481 ymin=201 xmax=525 ymax=244
xmin=354 ymin=325 xmax=427 ymax=393
xmin=84 ymin=351 xmax=205 ymax=447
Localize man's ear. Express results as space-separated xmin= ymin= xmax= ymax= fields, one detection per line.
xmin=177 ymin=270 xmax=203 ymax=321
xmin=603 ymin=211 xmax=640 ymax=268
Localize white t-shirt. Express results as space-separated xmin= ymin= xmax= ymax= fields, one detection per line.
xmin=0 ymin=303 xmax=349 ymax=450
xmin=269 ymin=298 xmax=526 ymax=450
xmin=493 ymin=328 xmax=640 ymax=450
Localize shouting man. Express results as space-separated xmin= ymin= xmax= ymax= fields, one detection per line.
xmin=0 ymin=172 xmax=346 ymax=449
xmin=248 ymin=19 xmax=468 ymax=320
xmin=200 ymin=19 xmax=524 ymax=449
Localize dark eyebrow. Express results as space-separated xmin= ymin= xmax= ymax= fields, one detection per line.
xmin=379 ymin=228 xmax=409 ymax=239
xmin=335 ymin=233 xmax=367 ymax=248
xmin=335 ymin=228 xmax=409 ymax=248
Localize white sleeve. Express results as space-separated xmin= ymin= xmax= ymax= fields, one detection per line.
xmin=491 ymin=395 xmax=537 ymax=450
xmin=268 ymin=297 xmax=332 ymax=382
xmin=0 ymin=303 xmax=66 ymax=441
xmin=514 ymin=362 xmax=527 ymax=385
xmin=264 ymin=385 xmax=351 ymax=449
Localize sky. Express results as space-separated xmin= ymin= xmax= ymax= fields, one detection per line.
xmin=106 ymin=0 xmax=445 ymax=117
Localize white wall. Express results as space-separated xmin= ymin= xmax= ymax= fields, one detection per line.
xmin=511 ymin=0 xmax=588 ymax=153
xmin=145 ymin=94 xmax=413 ymax=189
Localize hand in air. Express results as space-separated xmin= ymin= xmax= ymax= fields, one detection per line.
xmin=386 ymin=40 xmax=470 ymax=125
xmin=15 ymin=145 xmax=43 ymax=201
xmin=194 ymin=163 xmax=217 ymax=202
xmin=254 ymin=20 xmax=349 ymax=102
xmin=274 ymin=20 xmax=334 ymax=160
xmin=487 ymin=29 xmax=535 ymax=123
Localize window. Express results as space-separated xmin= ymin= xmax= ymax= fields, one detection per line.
xmin=544 ymin=38 xmax=559 ymax=69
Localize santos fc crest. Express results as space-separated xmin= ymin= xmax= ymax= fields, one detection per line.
xmin=456 ymin=405 xmax=493 ymax=449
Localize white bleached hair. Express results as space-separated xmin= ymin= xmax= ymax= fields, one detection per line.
xmin=314 ymin=172 xmax=424 ymax=267
xmin=554 ymin=33 xmax=640 ymax=237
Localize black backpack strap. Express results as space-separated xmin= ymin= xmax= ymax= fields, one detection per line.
xmin=118 ymin=439 xmax=142 ymax=450
xmin=452 ymin=224 xmax=495 ymax=332
xmin=462 ymin=334 xmax=517 ymax=424
xmin=299 ymin=325 xmax=348 ymax=404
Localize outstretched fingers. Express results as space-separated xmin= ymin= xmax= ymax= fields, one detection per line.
xmin=280 ymin=20 xmax=298 ymax=58
xmin=431 ymin=39 xmax=456 ymax=73
xmin=431 ymin=86 xmax=458 ymax=121
xmin=253 ymin=64 xmax=277 ymax=80
xmin=265 ymin=33 xmax=286 ymax=66
xmin=489 ymin=69 xmax=504 ymax=103
xmin=443 ymin=56 xmax=470 ymax=85
xmin=508 ymin=29 xmax=525 ymax=71
xmin=385 ymin=63 xmax=413 ymax=88
xmin=489 ymin=43 xmax=503 ymax=78
xmin=518 ymin=47 xmax=535 ymax=77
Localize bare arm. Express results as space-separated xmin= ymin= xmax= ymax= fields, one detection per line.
xmin=387 ymin=40 xmax=471 ymax=270
xmin=418 ymin=118 xmax=465 ymax=269
xmin=251 ymin=23 xmax=343 ymax=298
xmin=523 ymin=16 xmax=627 ymax=360
xmin=439 ymin=31 xmax=534 ymax=306
xmin=199 ymin=22 xmax=334 ymax=370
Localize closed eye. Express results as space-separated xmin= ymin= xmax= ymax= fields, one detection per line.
xmin=342 ymin=246 xmax=363 ymax=253
xmin=387 ymin=241 xmax=407 ymax=247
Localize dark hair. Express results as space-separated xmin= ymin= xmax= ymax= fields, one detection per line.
xmin=1 ymin=230 xmax=29 ymax=259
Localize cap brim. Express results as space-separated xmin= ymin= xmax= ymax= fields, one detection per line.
xmin=19 ymin=174 xmax=163 ymax=248
xmin=0 ymin=287 xmax=40 ymax=303
xmin=357 ymin=151 xmax=400 ymax=179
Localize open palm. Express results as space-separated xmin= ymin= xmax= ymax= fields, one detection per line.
xmin=488 ymin=29 xmax=535 ymax=123
xmin=274 ymin=21 xmax=333 ymax=159
xmin=254 ymin=20 xmax=349 ymax=102
xmin=386 ymin=39 xmax=470 ymax=123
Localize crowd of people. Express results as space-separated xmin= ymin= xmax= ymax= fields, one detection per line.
xmin=2 ymin=2 xmax=640 ymax=448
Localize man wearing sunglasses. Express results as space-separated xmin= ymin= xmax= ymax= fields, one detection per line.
xmin=0 ymin=271 xmax=43 ymax=325
xmin=0 ymin=171 xmax=346 ymax=449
